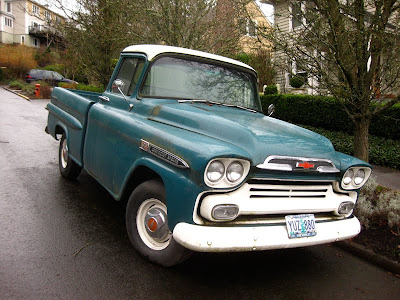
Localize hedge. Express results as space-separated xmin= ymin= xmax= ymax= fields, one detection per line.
xmin=300 ymin=125 xmax=400 ymax=170
xmin=260 ymin=94 xmax=400 ymax=140
xmin=58 ymin=82 xmax=104 ymax=93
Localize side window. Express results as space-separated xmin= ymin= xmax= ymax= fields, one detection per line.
xmin=112 ymin=58 xmax=144 ymax=96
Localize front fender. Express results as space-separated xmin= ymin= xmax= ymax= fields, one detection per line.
xmin=121 ymin=157 xmax=203 ymax=228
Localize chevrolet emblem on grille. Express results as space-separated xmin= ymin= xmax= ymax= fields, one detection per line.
xmin=296 ymin=162 xmax=315 ymax=169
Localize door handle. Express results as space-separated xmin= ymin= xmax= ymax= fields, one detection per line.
xmin=99 ymin=96 xmax=110 ymax=102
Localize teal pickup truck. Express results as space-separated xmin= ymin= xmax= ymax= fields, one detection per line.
xmin=46 ymin=44 xmax=371 ymax=266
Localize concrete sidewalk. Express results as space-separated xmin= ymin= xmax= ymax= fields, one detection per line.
xmin=372 ymin=165 xmax=400 ymax=190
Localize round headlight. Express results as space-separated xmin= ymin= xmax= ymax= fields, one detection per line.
xmin=226 ymin=161 xmax=244 ymax=183
xmin=354 ymin=169 xmax=365 ymax=185
xmin=343 ymin=169 xmax=354 ymax=185
xmin=206 ymin=160 xmax=225 ymax=183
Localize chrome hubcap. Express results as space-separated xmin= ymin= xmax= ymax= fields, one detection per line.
xmin=61 ymin=139 xmax=68 ymax=168
xmin=145 ymin=207 xmax=169 ymax=241
xmin=137 ymin=198 xmax=171 ymax=250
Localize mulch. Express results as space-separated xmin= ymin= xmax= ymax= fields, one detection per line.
xmin=352 ymin=225 xmax=400 ymax=263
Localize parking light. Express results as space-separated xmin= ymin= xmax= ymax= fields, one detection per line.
xmin=212 ymin=204 xmax=239 ymax=220
xmin=338 ymin=201 xmax=355 ymax=215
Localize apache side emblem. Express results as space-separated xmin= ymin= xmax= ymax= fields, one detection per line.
xmin=140 ymin=139 xmax=189 ymax=169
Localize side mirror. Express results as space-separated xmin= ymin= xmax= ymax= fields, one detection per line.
xmin=112 ymin=79 xmax=134 ymax=111
xmin=113 ymin=79 xmax=125 ymax=92
xmin=267 ymin=104 xmax=275 ymax=117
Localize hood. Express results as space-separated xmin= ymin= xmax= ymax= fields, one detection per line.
xmin=148 ymin=102 xmax=337 ymax=165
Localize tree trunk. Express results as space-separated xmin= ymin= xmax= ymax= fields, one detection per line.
xmin=353 ymin=116 xmax=371 ymax=162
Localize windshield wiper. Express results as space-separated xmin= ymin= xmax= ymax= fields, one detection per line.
xmin=178 ymin=99 xmax=257 ymax=113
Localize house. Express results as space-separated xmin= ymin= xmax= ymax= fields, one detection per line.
xmin=239 ymin=0 xmax=273 ymax=53
xmin=216 ymin=0 xmax=273 ymax=54
xmin=260 ymin=0 xmax=318 ymax=94
xmin=0 ymin=0 xmax=65 ymax=48
xmin=261 ymin=1 xmax=400 ymax=96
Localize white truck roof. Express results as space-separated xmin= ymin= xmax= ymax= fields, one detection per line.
xmin=122 ymin=44 xmax=255 ymax=72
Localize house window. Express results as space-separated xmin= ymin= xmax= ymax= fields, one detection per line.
xmin=44 ymin=11 xmax=51 ymax=20
xmin=4 ymin=17 xmax=13 ymax=27
xmin=33 ymin=38 xmax=39 ymax=47
xmin=291 ymin=2 xmax=303 ymax=29
xmin=32 ymin=4 xmax=40 ymax=15
xmin=6 ymin=2 xmax=11 ymax=13
xmin=21 ymin=36 xmax=25 ymax=45
xmin=239 ymin=19 xmax=257 ymax=37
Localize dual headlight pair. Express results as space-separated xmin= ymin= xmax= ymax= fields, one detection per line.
xmin=341 ymin=167 xmax=371 ymax=190
xmin=205 ymin=159 xmax=371 ymax=190
xmin=204 ymin=158 xmax=250 ymax=188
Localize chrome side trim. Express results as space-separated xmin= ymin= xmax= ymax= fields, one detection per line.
xmin=257 ymin=155 xmax=340 ymax=173
xmin=140 ymin=139 xmax=189 ymax=169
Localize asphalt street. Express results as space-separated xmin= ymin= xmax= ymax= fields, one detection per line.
xmin=0 ymin=87 xmax=399 ymax=299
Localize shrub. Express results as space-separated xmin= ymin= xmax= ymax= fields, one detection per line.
xmin=58 ymin=82 xmax=77 ymax=89
xmin=260 ymin=94 xmax=400 ymax=140
xmin=9 ymin=80 xmax=24 ymax=89
xmin=44 ymin=64 xmax=65 ymax=75
xmin=0 ymin=45 xmax=37 ymax=78
xmin=264 ymin=84 xmax=278 ymax=95
xmin=356 ymin=177 xmax=400 ymax=233
xmin=37 ymin=81 xmax=52 ymax=99
xmin=35 ymin=47 xmax=61 ymax=67
xmin=289 ymin=75 xmax=305 ymax=88
xmin=76 ymin=84 xmax=104 ymax=93
xmin=22 ymin=84 xmax=35 ymax=95
xmin=299 ymin=124 xmax=400 ymax=169
xmin=235 ymin=52 xmax=251 ymax=65
xmin=58 ymin=82 xmax=103 ymax=93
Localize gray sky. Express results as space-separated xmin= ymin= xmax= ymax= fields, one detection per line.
xmin=38 ymin=0 xmax=274 ymax=23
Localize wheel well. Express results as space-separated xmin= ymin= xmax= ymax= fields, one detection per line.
xmin=55 ymin=125 xmax=65 ymax=139
xmin=120 ymin=166 xmax=163 ymax=206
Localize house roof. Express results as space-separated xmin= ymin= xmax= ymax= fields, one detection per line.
xmin=122 ymin=44 xmax=255 ymax=72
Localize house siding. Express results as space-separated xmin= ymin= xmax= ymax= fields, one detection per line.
xmin=0 ymin=0 xmax=64 ymax=47
xmin=274 ymin=1 xmax=290 ymax=92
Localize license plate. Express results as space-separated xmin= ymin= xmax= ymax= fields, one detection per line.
xmin=285 ymin=214 xmax=317 ymax=238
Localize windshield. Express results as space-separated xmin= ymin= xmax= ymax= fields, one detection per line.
xmin=140 ymin=56 xmax=261 ymax=111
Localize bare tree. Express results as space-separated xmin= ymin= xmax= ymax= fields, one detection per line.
xmin=268 ymin=0 xmax=400 ymax=162
xmin=52 ymin=0 xmax=250 ymax=85
xmin=53 ymin=0 xmax=145 ymax=86
xmin=141 ymin=0 xmax=247 ymax=55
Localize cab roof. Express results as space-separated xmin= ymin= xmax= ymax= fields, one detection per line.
xmin=122 ymin=44 xmax=255 ymax=72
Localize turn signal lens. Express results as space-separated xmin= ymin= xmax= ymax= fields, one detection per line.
xmin=206 ymin=160 xmax=225 ymax=183
xmin=226 ymin=161 xmax=244 ymax=183
xmin=212 ymin=204 xmax=239 ymax=220
xmin=338 ymin=201 xmax=355 ymax=215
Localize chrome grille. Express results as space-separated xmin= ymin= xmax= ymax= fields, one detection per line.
xmin=249 ymin=184 xmax=330 ymax=199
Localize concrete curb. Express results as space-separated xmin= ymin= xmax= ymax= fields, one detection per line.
xmin=336 ymin=240 xmax=400 ymax=275
xmin=3 ymin=87 xmax=30 ymax=101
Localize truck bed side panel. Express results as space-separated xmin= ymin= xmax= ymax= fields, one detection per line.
xmin=47 ymin=87 xmax=100 ymax=165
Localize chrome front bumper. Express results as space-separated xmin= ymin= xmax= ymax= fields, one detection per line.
xmin=173 ymin=216 xmax=361 ymax=252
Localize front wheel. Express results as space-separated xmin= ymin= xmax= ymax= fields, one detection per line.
xmin=59 ymin=133 xmax=82 ymax=179
xmin=126 ymin=180 xmax=191 ymax=267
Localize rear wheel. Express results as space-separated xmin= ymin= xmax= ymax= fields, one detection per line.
xmin=126 ymin=180 xmax=191 ymax=267
xmin=59 ymin=133 xmax=82 ymax=179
